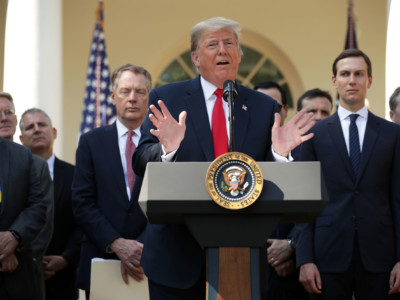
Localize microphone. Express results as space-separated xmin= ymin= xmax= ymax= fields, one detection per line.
xmin=222 ymin=80 xmax=237 ymax=152
xmin=223 ymin=80 xmax=238 ymax=102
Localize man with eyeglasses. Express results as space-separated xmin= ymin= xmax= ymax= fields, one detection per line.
xmin=0 ymin=92 xmax=50 ymax=300
xmin=0 ymin=94 xmax=17 ymax=139
xmin=254 ymin=81 xmax=289 ymax=125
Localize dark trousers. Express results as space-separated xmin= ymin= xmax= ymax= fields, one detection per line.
xmin=310 ymin=239 xmax=400 ymax=300
xmin=148 ymin=276 xmax=206 ymax=300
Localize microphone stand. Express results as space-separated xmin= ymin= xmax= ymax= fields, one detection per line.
xmin=227 ymin=91 xmax=235 ymax=152
xmin=223 ymin=80 xmax=237 ymax=153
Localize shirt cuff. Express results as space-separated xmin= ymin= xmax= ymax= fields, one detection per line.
xmin=271 ymin=145 xmax=294 ymax=162
xmin=161 ymin=145 xmax=178 ymax=162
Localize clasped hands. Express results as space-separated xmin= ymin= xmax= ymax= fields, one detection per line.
xmin=110 ymin=237 xmax=144 ymax=284
xmin=267 ymin=238 xmax=295 ymax=277
xmin=0 ymin=231 xmax=19 ymax=272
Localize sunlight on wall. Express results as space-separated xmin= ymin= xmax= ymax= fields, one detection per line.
xmin=386 ymin=0 xmax=400 ymax=119
xmin=4 ymin=0 xmax=63 ymax=155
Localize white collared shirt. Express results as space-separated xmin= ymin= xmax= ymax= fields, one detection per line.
xmin=116 ymin=119 xmax=141 ymax=199
xmin=47 ymin=153 xmax=55 ymax=181
xmin=201 ymin=76 xmax=230 ymax=140
xmin=337 ymin=104 xmax=368 ymax=154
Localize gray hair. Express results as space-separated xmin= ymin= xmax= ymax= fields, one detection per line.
xmin=19 ymin=108 xmax=53 ymax=131
xmin=110 ymin=64 xmax=152 ymax=92
xmin=389 ymin=87 xmax=400 ymax=111
xmin=190 ymin=17 xmax=242 ymax=53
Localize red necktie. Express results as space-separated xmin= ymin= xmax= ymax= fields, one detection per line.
xmin=125 ymin=130 xmax=136 ymax=193
xmin=212 ymin=89 xmax=228 ymax=158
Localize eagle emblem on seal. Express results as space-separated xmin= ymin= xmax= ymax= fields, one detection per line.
xmin=222 ymin=166 xmax=249 ymax=196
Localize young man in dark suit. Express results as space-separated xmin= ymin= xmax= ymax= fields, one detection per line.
xmin=133 ymin=16 xmax=315 ymax=299
xmin=72 ymin=64 xmax=151 ymax=298
xmin=19 ymin=108 xmax=81 ymax=300
xmin=296 ymin=49 xmax=400 ymax=299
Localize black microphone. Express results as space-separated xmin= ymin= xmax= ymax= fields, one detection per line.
xmin=222 ymin=80 xmax=237 ymax=152
xmin=223 ymin=80 xmax=238 ymax=102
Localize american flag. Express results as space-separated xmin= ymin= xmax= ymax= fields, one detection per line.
xmin=79 ymin=0 xmax=116 ymax=135
xmin=345 ymin=0 xmax=358 ymax=50
xmin=336 ymin=0 xmax=358 ymax=108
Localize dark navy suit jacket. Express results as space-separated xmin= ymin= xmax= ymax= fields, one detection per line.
xmin=45 ymin=157 xmax=82 ymax=299
xmin=296 ymin=112 xmax=400 ymax=273
xmin=72 ymin=123 xmax=147 ymax=291
xmin=0 ymin=137 xmax=47 ymax=299
xmin=133 ymin=76 xmax=277 ymax=289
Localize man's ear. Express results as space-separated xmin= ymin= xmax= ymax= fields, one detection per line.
xmin=53 ymin=127 xmax=58 ymax=140
xmin=111 ymin=91 xmax=116 ymax=105
xmin=332 ymin=75 xmax=339 ymax=90
xmin=191 ymin=51 xmax=200 ymax=68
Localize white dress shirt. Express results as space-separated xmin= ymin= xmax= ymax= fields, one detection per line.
xmin=46 ymin=153 xmax=55 ymax=181
xmin=337 ymin=104 xmax=368 ymax=154
xmin=116 ymin=119 xmax=141 ymax=199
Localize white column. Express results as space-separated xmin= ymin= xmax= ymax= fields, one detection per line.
xmin=4 ymin=0 xmax=63 ymax=156
xmin=386 ymin=0 xmax=400 ymax=120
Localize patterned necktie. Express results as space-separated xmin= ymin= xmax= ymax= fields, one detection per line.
xmin=212 ymin=88 xmax=228 ymax=158
xmin=349 ymin=114 xmax=361 ymax=177
xmin=125 ymin=130 xmax=136 ymax=193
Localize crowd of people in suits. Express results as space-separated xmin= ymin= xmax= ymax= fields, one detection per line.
xmin=1 ymin=15 xmax=400 ymax=300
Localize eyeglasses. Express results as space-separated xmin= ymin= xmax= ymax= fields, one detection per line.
xmin=277 ymin=104 xmax=283 ymax=113
xmin=0 ymin=109 xmax=15 ymax=118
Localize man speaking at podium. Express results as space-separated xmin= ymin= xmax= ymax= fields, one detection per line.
xmin=133 ymin=17 xmax=314 ymax=299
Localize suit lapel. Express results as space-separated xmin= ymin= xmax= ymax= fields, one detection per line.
xmin=106 ymin=123 xmax=130 ymax=203
xmin=234 ymin=85 xmax=250 ymax=152
xmin=327 ymin=113 xmax=356 ymax=180
xmin=358 ymin=112 xmax=380 ymax=182
xmin=184 ymin=77 xmax=215 ymax=161
xmin=0 ymin=139 xmax=9 ymax=215
xmin=53 ymin=157 xmax=63 ymax=204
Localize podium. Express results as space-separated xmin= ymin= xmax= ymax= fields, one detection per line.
xmin=139 ymin=161 xmax=328 ymax=299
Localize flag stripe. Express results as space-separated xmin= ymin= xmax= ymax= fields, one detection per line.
xmin=79 ymin=1 xmax=115 ymax=135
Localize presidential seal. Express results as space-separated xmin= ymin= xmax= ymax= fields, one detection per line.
xmin=205 ymin=152 xmax=264 ymax=210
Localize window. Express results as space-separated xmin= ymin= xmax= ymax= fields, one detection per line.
xmin=155 ymin=44 xmax=294 ymax=108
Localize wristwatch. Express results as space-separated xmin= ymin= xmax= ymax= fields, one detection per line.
xmin=9 ymin=230 xmax=21 ymax=244
xmin=286 ymin=238 xmax=295 ymax=249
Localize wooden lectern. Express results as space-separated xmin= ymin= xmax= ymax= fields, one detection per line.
xmin=139 ymin=161 xmax=328 ymax=300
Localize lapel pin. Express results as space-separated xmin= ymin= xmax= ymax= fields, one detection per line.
xmin=242 ymin=105 xmax=247 ymax=111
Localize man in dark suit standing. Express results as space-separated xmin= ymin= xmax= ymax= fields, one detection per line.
xmin=0 ymin=95 xmax=47 ymax=299
xmin=296 ymin=49 xmax=400 ymax=299
xmin=133 ymin=17 xmax=315 ymax=299
xmin=72 ymin=64 xmax=150 ymax=298
xmin=0 ymin=92 xmax=53 ymax=300
xmin=19 ymin=108 xmax=81 ymax=300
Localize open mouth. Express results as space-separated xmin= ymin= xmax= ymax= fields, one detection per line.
xmin=217 ymin=61 xmax=229 ymax=65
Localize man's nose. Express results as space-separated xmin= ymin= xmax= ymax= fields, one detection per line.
xmin=349 ymin=74 xmax=356 ymax=84
xmin=129 ymin=91 xmax=138 ymax=101
xmin=314 ymin=112 xmax=322 ymax=121
xmin=218 ymin=42 xmax=227 ymax=54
